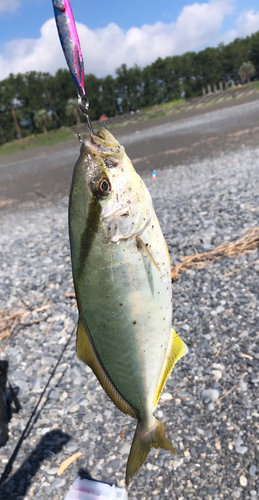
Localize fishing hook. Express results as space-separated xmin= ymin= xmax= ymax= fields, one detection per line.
xmin=78 ymin=92 xmax=94 ymax=137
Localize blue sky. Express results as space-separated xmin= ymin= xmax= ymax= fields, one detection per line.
xmin=0 ymin=0 xmax=259 ymax=79
xmin=1 ymin=0 xmax=258 ymax=41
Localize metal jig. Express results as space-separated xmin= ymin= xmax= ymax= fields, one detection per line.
xmin=52 ymin=0 xmax=94 ymax=136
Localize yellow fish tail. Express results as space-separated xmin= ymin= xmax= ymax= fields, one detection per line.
xmin=125 ymin=418 xmax=176 ymax=486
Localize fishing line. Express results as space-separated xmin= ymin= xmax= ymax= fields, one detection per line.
xmin=34 ymin=191 xmax=68 ymax=208
xmin=0 ymin=325 xmax=76 ymax=488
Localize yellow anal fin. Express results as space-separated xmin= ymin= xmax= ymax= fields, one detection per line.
xmin=76 ymin=319 xmax=138 ymax=420
xmin=154 ymin=329 xmax=188 ymax=406
xmin=136 ymin=236 xmax=161 ymax=273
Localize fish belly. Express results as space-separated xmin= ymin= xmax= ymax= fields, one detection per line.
xmin=76 ymin=210 xmax=172 ymax=419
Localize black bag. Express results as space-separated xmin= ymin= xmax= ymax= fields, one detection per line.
xmin=0 ymin=361 xmax=9 ymax=447
xmin=0 ymin=360 xmax=21 ymax=448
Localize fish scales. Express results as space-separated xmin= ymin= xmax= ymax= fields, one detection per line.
xmin=69 ymin=129 xmax=187 ymax=485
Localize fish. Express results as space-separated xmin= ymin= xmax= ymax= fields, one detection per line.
xmin=69 ymin=128 xmax=187 ymax=485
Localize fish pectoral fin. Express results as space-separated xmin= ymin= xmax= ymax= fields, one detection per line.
xmin=126 ymin=417 xmax=176 ymax=486
xmin=76 ymin=319 xmax=138 ymax=420
xmin=136 ymin=236 xmax=161 ymax=273
xmin=154 ymin=329 xmax=188 ymax=406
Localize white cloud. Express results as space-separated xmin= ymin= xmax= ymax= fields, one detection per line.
xmin=2 ymin=0 xmax=258 ymax=82
xmin=0 ymin=0 xmax=19 ymax=14
xmin=222 ymin=9 xmax=259 ymax=44
xmin=0 ymin=20 xmax=63 ymax=78
xmin=236 ymin=9 xmax=259 ymax=38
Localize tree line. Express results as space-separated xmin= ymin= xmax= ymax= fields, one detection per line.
xmin=1 ymin=30 xmax=259 ymax=144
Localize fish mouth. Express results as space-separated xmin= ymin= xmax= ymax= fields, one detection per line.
xmin=81 ymin=128 xmax=125 ymax=162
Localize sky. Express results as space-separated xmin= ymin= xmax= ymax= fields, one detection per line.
xmin=0 ymin=0 xmax=259 ymax=80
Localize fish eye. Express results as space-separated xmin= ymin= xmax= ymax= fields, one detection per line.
xmin=99 ymin=178 xmax=110 ymax=193
xmin=92 ymin=175 xmax=111 ymax=197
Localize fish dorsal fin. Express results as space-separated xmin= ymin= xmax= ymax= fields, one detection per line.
xmin=154 ymin=329 xmax=188 ymax=407
xmin=76 ymin=319 xmax=138 ymax=420
xmin=136 ymin=236 xmax=161 ymax=273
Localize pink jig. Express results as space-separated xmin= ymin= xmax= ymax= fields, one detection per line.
xmin=53 ymin=0 xmax=85 ymax=95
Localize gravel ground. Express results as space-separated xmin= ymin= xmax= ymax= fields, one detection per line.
xmin=0 ymin=142 xmax=258 ymax=500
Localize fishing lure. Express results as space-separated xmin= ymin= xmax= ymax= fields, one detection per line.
xmin=52 ymin=0 xmax=93 ymax=133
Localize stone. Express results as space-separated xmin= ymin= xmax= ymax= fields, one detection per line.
xmin=160 ymin=392 xmax=173 ymax=401
xmin=173 ymin=458 xmax=183 ymax=469
xmin=51 ymin=478 xmax=67 ymax=489
xmin=202 ymin=389 xmax=220 ymax=402
xmin=234 ymin=437 xmax=248 ymax=455
xmin=239 ymin=475 xmax=247 ymax=487
xmin=249 ymin=465 xmax=257 ymax=476
xmin=47 ymin=468 xmax=59 ymax=475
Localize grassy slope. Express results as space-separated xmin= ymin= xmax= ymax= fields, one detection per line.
xmin=144 ymin=99 xmax=185 ymax=117
xmin=0 ymin=128 xmax=77 ymax=158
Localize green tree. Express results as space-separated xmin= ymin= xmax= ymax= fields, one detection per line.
xmin=84 ymin=73 xmax=102 ymax=120
xmin=65 ymin=98 xmax=81 ymax=125
xmin=34 ymin=109 xmax=52 ymax=133
xmin=195 ymin=46 xmax=224 ymax=89
xmin=239 ymin=61 xmax=256 ymax=82
xmin=99 ymin=75 xmax=118 ymax=117
xmin=53 ymin=69 xmax=76 ymax=124
xmin=180 ymin=52 xmax=199 ymax=98
xmin=250 ymin=31 xmax=259 ymax=78
xmin=0 ymin=74 xmax=22 ymax=140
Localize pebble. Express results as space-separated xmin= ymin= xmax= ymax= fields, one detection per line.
xmin=68 ymin=404 xmax=80 ymax=413
xmin=52 ymin=478 xmax=67 ymax=489
xmin=65 ymin=443 xmax=79 ymax=453
xmin=239 ymin=475 xmax=247 ymax=487
xmin=173 ymin=458 xmax=183 ymax=469
xmin=211 ymin=369 xmax=222 ymax=382
xmin=239 ymin=381 xmax=248 ymax=392
xmin=218 ymin=427 xmax=227 ymax=436
xmin=119 ymin=443 xmax=131 ymax=456
xmin=249 ymin=465 xmax=257 ymax=476
xmin=215 ymin=440 xmax=221 ymax=451
xmin=235 ymin=437 xmax=248 ymax=455
xmin=233 ymin=490 xmax=241 ymax=499
xmin=160 ymin=392 xmax=173 ymax=401
xmin=202 ymin=388 xmax=220 ymax=402
xmin=47 ymin=468 xmax=59 ymax=475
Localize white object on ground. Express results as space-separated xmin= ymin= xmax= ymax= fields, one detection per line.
xmin=64 ymin=477 xmax=128 ymax=500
